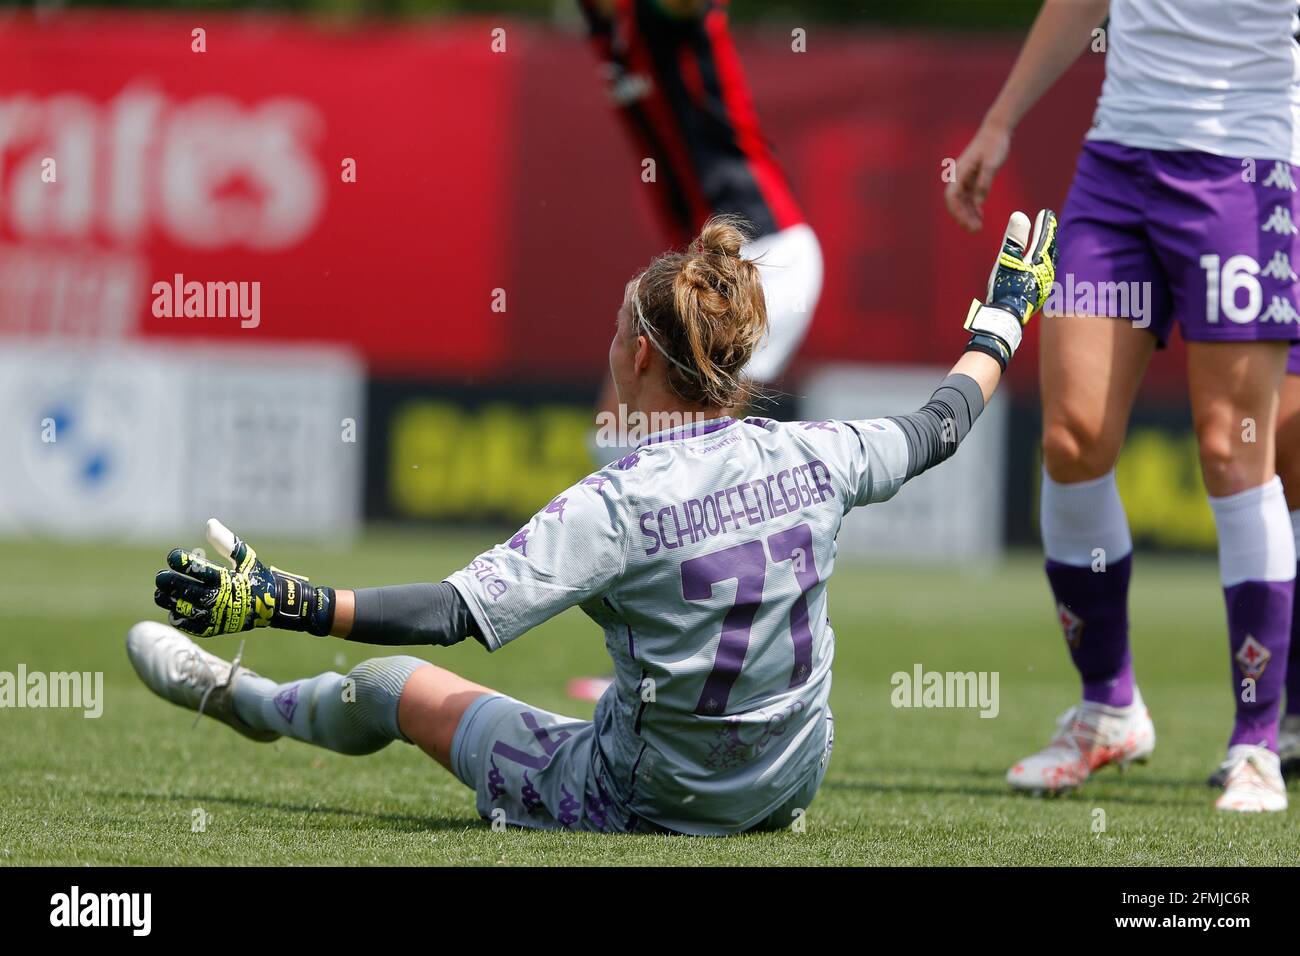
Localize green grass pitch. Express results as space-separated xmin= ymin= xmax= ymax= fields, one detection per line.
xmin=2 ymin=529 xmax=1296 ymax=866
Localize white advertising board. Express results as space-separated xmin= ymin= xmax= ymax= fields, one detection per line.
xmin=0 ymin=342 xmax=364 ymax=540
xmin=801 ymin=363 xmax=1009 ymax=563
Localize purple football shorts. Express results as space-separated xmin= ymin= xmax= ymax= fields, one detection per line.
xmin=1290 ymin=343 xmax=1300 ymax=376
xmin=1056 ymin=140 xmax=1300 ymax=348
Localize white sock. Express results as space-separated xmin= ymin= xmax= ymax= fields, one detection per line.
xmin=1041 ymin=467 xmax=1133 ymax=567
xmin=1208 ymin=478 xmax=1296 ymax=587
xmin=1291 ymin=508 xmax=1300 ymax=557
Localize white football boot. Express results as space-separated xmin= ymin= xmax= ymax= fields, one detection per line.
xmin=126 ymin=620 xmax=279 ymax=742
xmin=1277 ymin=715 xmax=1300 ymax=780
xmin=1006 ymin=689 xmax=1155 ymax=794
xmin=1214 ymin=716 xmax=1300 ymax=787
xmin=1213 ymin=744 xmax=1288 ymax=813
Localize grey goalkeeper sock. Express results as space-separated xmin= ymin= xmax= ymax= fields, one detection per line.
xmin=231 ymin=656 xmax=427 ymax=755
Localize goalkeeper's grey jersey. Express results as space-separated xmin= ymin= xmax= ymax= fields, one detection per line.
xmin=446 ymin=415 xmax=910 ymax=834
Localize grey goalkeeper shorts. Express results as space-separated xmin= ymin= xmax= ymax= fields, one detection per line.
xmin=449 ymin=692 xmax=831 ymax=835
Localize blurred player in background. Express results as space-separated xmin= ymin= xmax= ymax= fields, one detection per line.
xmin=947 ymin=0 xmax=1300 ymax=811
xmin=571 ymin=0 xmax=823 ymax=703
xmin=579 ymin=0 xmax=823 ymax=446
xmin=129 ymin=210 xmax=1057 ymax=835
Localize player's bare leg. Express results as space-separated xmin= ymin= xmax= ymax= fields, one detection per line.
xmin=395 ymin=664 xmax=494 ymax=771
xmin=1007 ymin=314 xmax=1157 ymax=794
xmin=1040 ymin=313 xmax=1156 ymax=481
xmin=1276 ymin=371 xmax=1300 ymax=777
xmin=1187 ymin=341 xmax=1294 ymax=812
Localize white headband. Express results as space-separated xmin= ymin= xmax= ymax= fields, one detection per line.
xmin=629 ymin=276 xmax=701 ymax=380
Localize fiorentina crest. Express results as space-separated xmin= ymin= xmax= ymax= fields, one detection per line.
xmin=1235 ymin=635 xmax=1272 ymax=680
xmin=1057 ymin=603 xmax=1083 ymax=649
xmin=274 ymin=683 xmax=300 ymax=722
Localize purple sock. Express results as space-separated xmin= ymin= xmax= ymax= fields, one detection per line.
xmin=1288 ymin=561 xmax=1300 ymax=717
xmin=1225 ymin=579 xmax=1295 ymax=749
xmin=1046 ymin=553 xmax=1135 ymax=707
xmin=1210 ymin=480 xmax=1297 ymax=751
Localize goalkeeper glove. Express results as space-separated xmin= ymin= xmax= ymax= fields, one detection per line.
xmin=154 ymin=518 xmax=335 ymax=638
xmin=964 ymin=208 xmax=1059 ymax=370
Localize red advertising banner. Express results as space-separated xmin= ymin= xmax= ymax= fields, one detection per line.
xmin=0 ymin=13 xmax=1186 ymax=392
xmin=0 ymin=13 xmax=512 ymax=374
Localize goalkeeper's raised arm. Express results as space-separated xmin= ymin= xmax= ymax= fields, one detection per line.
xmin=868 ymin=207 xmax=1057 ymax=487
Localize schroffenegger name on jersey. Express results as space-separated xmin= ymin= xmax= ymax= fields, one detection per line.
xmin=638 ymin=458 xmax=836 ymax=556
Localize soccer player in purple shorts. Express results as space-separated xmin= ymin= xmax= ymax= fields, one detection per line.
xmin=946 ymin=0 xmax=1300 ymax=811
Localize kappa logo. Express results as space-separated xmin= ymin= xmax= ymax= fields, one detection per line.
xmin=486 ymin=756 xmax=508 ymax=801
xmin=1262 ymin=206 xmax=1298 ymax=235
xmin=1263 ymin=161 xmax=1297 ymax=192
xmin=556 ymin=784 xmax=581 ymax=828
xmin=1057 ymin=603 xmax=1084 ymax=649
xmin=1261 ymin=251 xmax=1298 ymax=282
xmin=1235 ymin=634 xmax=1272 ymax=680
xmin=520 ymin=771 xmax=544 ymax=814
xmin=543 ymin=496 xmax=568 ymax=523
xmin=1260 ymin=295 xmax=1300 ymax=325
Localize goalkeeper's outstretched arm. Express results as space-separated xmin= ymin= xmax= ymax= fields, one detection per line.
xmin=327 ymin=584 xmax=480 ymax=647
xmin=884 ymin=207 xmax=1058 ymax=482
xmin=153 ymin=519 xmax=483 ymax=647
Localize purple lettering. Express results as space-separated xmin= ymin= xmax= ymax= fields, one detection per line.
xmin=685 ymin=498 xmax=706 ymax=544
xmin=725 ymin=485 xmax=746 ymax=530
xmin=752 ymin=479 xmax=773 ymax=521
xmin=795 ymin=466 xmax=813 ymax=507
xmin=739 ymin=483 xmax=762 ymax=526
xmin=776 ymin=470 xmax=799 ymax=512
xmin=640 ymin=511 xmax=661 ymax=557
xmin=810 ymin=458 xmax=836 ymax=502
xmin=660 ymin=506 xmax=682 ymax=550
xmin=702 ymin=494 xmax=721 ymax=536
xmin=714 ymin=490 xmax=733 ymax=534
xmin=766 ymin=476 xmax=787 ymax=516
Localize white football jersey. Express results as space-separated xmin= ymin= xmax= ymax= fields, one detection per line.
xmin=446 ymin=415 xmax=910 ymax=834
xmin=1087 ymin=0 xmax=1300 ymax=164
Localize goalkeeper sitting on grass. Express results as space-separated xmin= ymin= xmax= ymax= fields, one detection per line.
xmin=129 ymin=211 xmax=1057 ymax=835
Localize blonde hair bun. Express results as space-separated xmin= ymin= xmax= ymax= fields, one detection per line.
xmin=692 ymin=214 xmax=749 ymax=260
xmin=629 ymin=215 xmax=768 ymax=409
